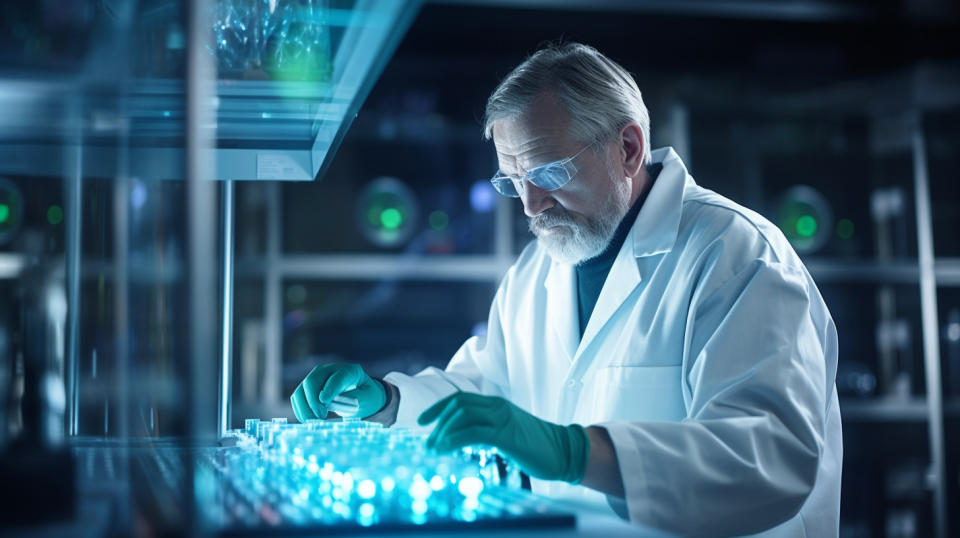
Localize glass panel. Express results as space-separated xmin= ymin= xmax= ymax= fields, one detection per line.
xmin=121 ymin=0 xmax=421 ymax=181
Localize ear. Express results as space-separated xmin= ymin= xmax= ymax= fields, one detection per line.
xmin=619 ymin=123 xmax=645 ymax=179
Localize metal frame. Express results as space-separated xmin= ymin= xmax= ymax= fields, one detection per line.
xmin=432 ymin=0 xmax=877 ymax=21
xmin=65 ymin=97 xmax=83 ymax=437
xmin=911 ymin=113 xmax=947 ymax=538
xmin=218 ymin=180 xmax=235 ymax=436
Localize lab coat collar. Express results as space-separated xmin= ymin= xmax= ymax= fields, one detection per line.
xmin=629 ymin=147 xmax=689 ymax=258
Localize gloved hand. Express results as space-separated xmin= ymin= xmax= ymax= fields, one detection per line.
xmin=417 ymin=392 xmax=590 ymax=484
xmin=290 ymin=363 xmax=386 ymax=421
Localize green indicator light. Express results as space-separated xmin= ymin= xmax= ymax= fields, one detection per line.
xmin=380 ymin=208 xmax=403 ymax=230
xmin=836 ymin=218 xmax=854 ymax=239
xmin=0 ymin=204 xmax=9 ymax=223
xmin=47 ymin=205 xmax=64 ymax=225
xmin=795 ymin=215 xmax=817 ymax=238
xmin=428 ymin=210 xmax=449 ymax=231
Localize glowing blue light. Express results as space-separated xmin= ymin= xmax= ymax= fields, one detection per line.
xmin=220 ymin=416 xmax=526 ymax=527
xmin=458 ymin=476 xmax=484 ymax=498
xmin=333 ymin=501 xmax=350 ymax=518
xmin=358 ymin=503 xmax=376 ymax=526
xmin=319 ymin=464 xmax=333 ymax=481
xmin=409 ymin=475 xmax=431 ymax=500
xmin=470 ymin=180 xmax=496 ymax=213
xmin=357 ymin=479 xmax=376 ymax=499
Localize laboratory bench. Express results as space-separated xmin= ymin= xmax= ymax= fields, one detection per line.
xmin=2 ymin=425 xmax=644 ymax=537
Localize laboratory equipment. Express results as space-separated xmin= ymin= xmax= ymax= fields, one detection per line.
xmin=0 ymin=177 xmax=23 ymax=245
xmin=776 ymin=185 xmax=834 ymax=255
xmin=356 ymin=177 xmax=420 ymax=248
xmin=185 ymin=417 xmax=574 ymax=532
xmin=0 ymin=255 xmax=74 ymax=525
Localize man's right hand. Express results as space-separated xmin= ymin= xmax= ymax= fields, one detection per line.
xmin=290 ymin=363 xmax=387 ymax=421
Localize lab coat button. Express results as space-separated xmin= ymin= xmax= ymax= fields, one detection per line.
xmin=565 ymin=379 xmax=579 ymax=389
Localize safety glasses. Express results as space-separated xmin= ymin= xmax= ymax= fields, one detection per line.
xmin=489 ymin=146 xmax=589 ymax=198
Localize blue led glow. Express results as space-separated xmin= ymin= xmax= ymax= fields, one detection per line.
xmin=218 ymin=417 xmax=522 ymax=528
xmin=458 ymin=476 xmax=484 ymax=498
xmin=357 ymin=479 xmax=376 ymax=500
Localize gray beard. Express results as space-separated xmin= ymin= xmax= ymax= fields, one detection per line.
xmin=529 ymin=175 xmax=631 ymax=265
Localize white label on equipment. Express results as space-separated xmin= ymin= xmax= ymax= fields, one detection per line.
xmin=257 ymin=153 xmax=311 ymax=180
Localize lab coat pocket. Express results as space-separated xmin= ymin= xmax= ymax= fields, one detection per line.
xmin=590 ymin=365 xmax=686 ymax=422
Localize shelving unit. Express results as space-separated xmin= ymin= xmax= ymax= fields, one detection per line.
xmin=840 ymin=397 xmax=960 ymax=423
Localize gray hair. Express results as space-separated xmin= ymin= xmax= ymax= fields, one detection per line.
xmin=483 ymin=42 xmax=651 ymax=165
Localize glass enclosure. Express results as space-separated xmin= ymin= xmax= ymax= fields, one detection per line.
xmin=0 ymin=0 xmax=420 ymax=533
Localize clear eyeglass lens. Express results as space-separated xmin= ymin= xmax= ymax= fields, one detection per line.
xmin=491 ymin=177 xmax=519 ymax=197
xmin=532 ymin=164 xmax=569 ymax=191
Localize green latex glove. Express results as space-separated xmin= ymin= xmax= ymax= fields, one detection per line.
xmin=290 ymin=363 xmax=386 ymax=421
xmin=417 ymin=392 xmax=590 ymax=484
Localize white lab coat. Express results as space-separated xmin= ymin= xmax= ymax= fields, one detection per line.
xmin=385 ymin=147 xmax=842 ymax=537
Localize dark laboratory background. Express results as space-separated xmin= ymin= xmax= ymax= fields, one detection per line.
xmin=1 ymin=1 xmax=959 ymax=537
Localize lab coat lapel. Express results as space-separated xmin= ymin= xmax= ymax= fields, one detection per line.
xmin=575 ymin=147 xmax=688 ymax=362
xmin=576 ymin=245 xmax=641 ymax=358
xmin=543 ymin=260 xmax=579 ymax=363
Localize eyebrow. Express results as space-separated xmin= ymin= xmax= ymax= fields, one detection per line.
xmin=497 ymin=150 xmax=567 ymax=178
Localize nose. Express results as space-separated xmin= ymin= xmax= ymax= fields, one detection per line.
xmin=519 ymin=181 xmax=556 ymax=218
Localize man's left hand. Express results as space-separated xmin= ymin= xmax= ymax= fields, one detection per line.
xmin=417 ymin=392 xmax=590 ymax=484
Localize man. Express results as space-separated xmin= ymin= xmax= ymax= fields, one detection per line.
xmin=291 ymin=43 xmax=841 ymax=536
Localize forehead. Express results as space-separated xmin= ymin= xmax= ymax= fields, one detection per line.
xmin=492 ymin=94 xmax=576 ymax=173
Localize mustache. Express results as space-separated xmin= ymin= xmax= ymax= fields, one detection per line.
xmin=529 ymin=208 xmax=578 ymax=231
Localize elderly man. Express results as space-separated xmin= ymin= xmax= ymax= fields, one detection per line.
xmin=291 ymin=43 xmax=841 ymax=536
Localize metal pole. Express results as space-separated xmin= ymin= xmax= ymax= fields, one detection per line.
xmin=219 ymin=180 xmax=235 ymax=437
xmin=186 ymin=0 xmax=217 ymax=440
xmin=65 ymin=97 xmax=83 ymax=437
xmin=186 ymin=0 xmax=218 ymax=532
xmin=264 ymin=183 xmax=281 ymax=403
xmin=911 ymin=114 xmax=947 ymax=538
